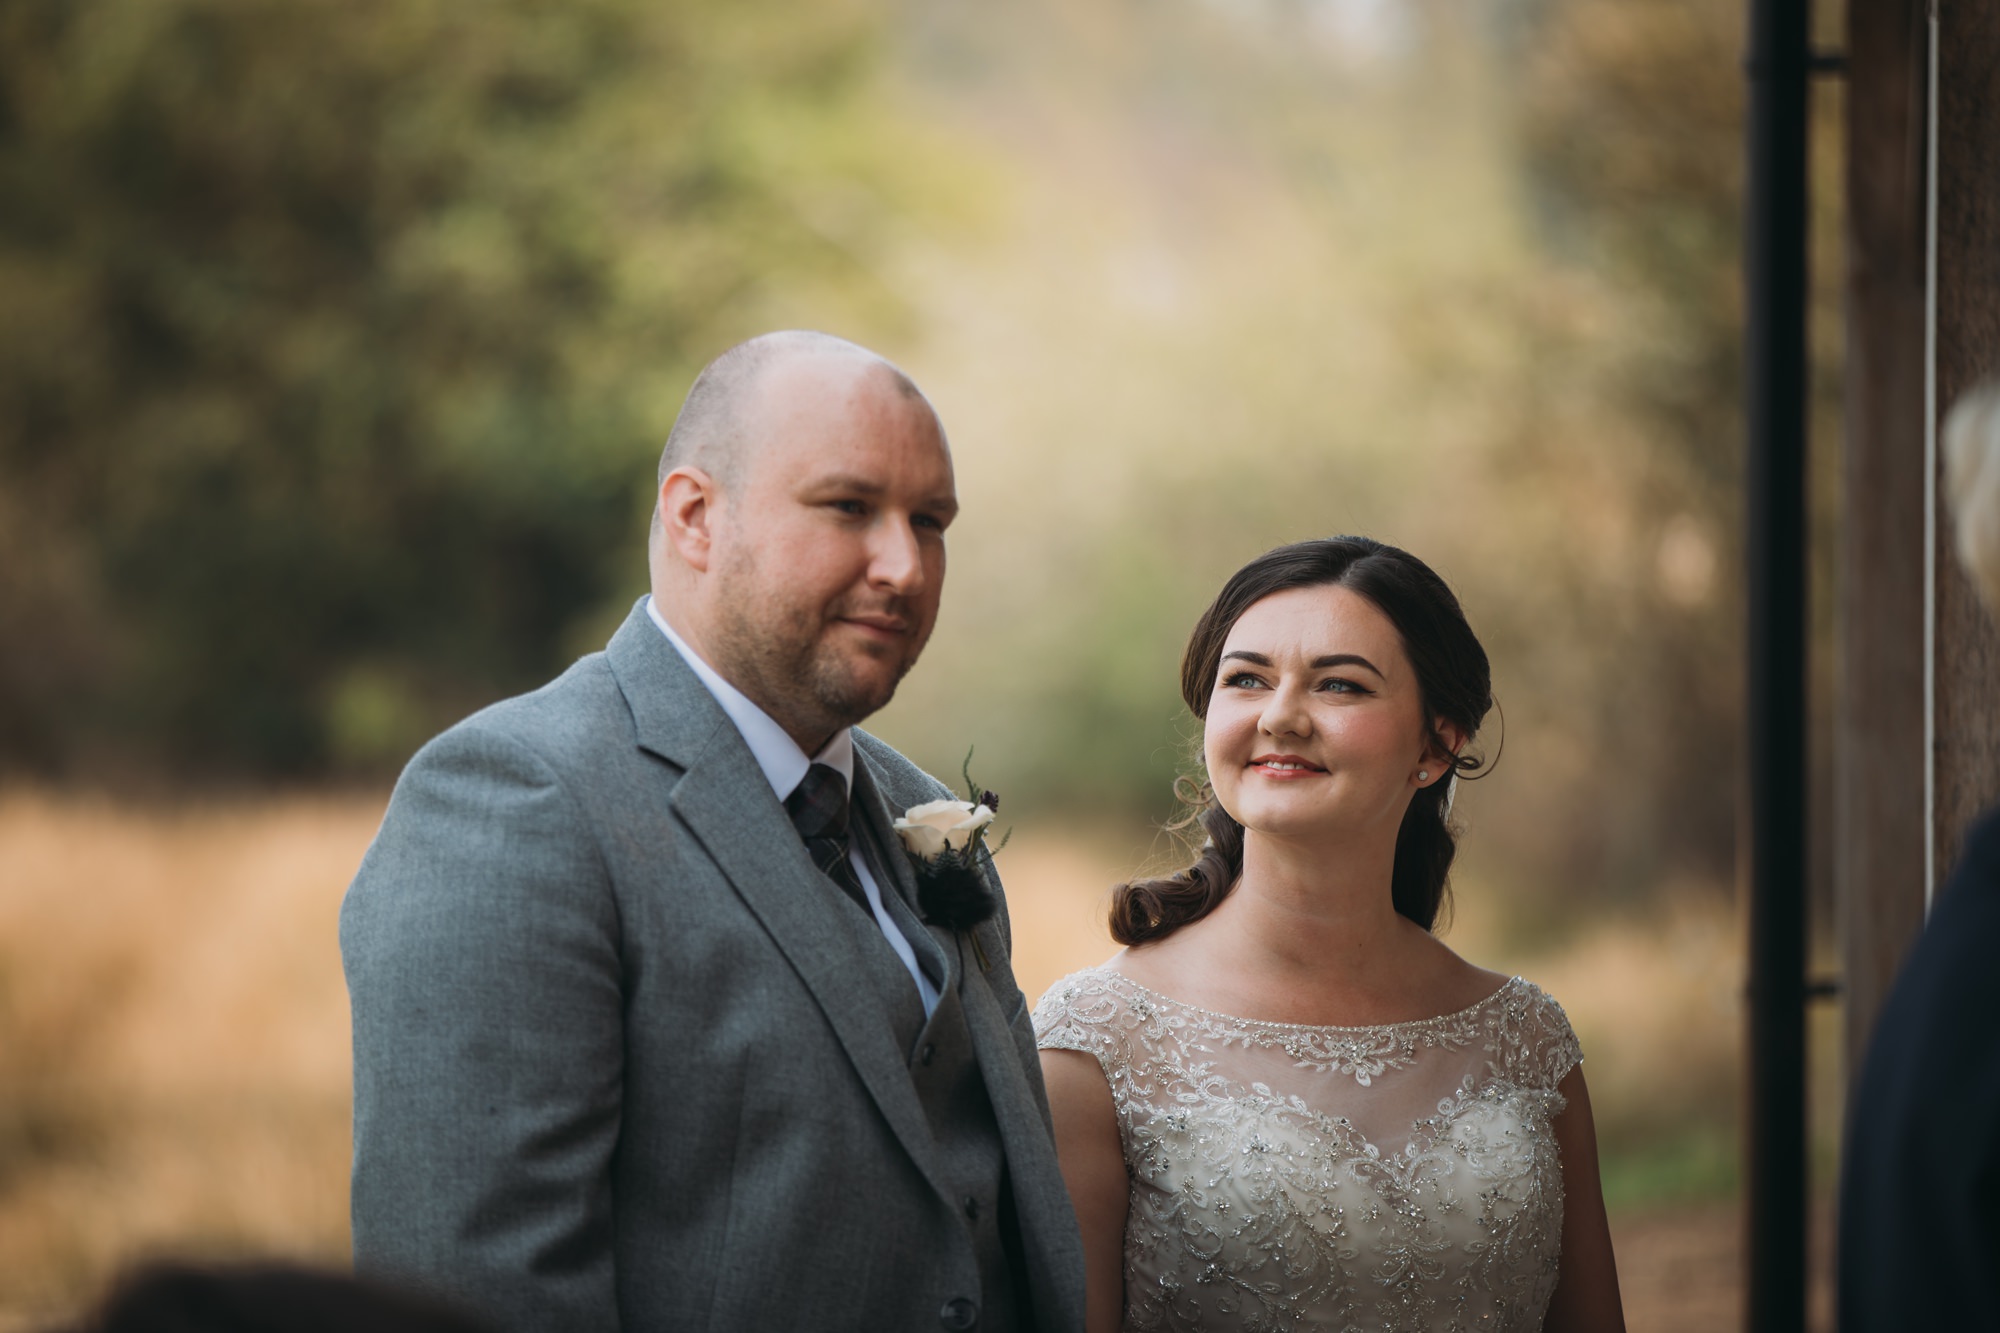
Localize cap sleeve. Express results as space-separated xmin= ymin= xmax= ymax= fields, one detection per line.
xmin=1032 ymin=968 xmax=1134 ymax=1087
xmin=1506 ymin=980 xmax=1584 ymax=1090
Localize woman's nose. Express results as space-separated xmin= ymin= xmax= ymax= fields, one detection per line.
xmin=1257 ymin=685 xmax=1311 ymax=737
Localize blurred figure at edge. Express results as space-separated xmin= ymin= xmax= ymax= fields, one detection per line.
xmin=1839 ymin=380 xmax=2000 ymax=1331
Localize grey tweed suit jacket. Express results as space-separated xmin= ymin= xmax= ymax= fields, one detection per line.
xmin=341 ymin=600 xmax=1087 ymax=1333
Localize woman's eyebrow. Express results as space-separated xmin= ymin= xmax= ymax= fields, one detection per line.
xmin=1311 ymin=653 xmax=1383 ymax=677
xmin=1220 ymin=650 xmax=1384 ymax=678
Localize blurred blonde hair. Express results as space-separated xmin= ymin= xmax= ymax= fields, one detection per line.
xmin=1944 ymin=381 xmax=2000 ymax=611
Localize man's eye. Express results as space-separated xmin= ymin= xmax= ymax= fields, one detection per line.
xmin=830 ymin=500 xmax=868 ymax=516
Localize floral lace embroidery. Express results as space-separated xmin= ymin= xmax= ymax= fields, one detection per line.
xmin=1035 ymin=969 xmax=1583 ymax=1333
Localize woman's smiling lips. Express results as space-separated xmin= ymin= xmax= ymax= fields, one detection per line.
xmin=1247 ymin=753 xmax=1327 ymax=778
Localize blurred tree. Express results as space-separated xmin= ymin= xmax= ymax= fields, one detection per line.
xmin=0 ymin=0 xmax=933 ymax=779
xmin=1506 ymin=0 xmax=1845 ymax=900
xmin=1500 ymin=0 xmax=1751 ymax=896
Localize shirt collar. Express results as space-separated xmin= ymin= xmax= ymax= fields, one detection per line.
xmin=645 ymin=595 xmax=853 ymax=800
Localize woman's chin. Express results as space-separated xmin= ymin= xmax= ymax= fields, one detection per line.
xmin=1231 ymin=805 xmax=1343 ymax=842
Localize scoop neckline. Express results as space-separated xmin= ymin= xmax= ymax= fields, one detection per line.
xmin=1091 ymin=967 xmax=1526 ymax=1034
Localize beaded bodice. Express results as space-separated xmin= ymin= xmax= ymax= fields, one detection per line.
xmin=1033 ymin=968 xmax=1582 ymax=1332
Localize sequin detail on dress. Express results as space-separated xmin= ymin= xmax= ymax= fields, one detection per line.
xmin=1034 ymin=969 xmax=1583 ymax=1332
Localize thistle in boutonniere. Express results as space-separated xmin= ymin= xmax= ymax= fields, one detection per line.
xmin=894 ymin=752 xmax=1009 ymax=968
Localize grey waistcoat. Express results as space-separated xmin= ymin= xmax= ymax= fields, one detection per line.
xmin=847 ymin=811 xmax=1022 ymax=1333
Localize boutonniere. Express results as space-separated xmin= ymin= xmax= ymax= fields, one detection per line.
xmin=894 ymin=753 xmax=1008 ymax=967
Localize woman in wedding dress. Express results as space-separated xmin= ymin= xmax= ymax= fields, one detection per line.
xmin=1035 ymin=537 xmax=1625 ymax=1333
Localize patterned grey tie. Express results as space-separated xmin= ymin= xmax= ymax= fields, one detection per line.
xmin=784 ymin=762 xmax=871 ymax=913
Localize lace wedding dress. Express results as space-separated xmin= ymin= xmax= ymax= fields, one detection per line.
xmin=1034 ymin=968 xmax=1582 ymax=1332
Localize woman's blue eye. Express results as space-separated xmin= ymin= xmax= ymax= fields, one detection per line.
xmin=1318 ymin=678 xmax=1364 ymax=694
xmin=1222 ymin=672 xmax=1263 ymax=689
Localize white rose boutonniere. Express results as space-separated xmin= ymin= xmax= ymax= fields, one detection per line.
xmin=895 ymin=753 xmax=1008 ymax=964
xmin=893 ymin=798 xmax=996 ymax=862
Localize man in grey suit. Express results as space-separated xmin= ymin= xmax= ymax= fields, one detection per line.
xmin=341 ymin=332 xmax=1087 ymax=1333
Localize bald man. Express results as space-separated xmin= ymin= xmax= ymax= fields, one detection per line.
xmin=341 ymin=334 xmax=1087 ymax=1333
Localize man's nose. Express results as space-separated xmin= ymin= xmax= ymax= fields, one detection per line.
xmin=867 ymin=516 xmax=927 ymax=593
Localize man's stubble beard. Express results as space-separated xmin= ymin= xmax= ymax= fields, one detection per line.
xmin=709 ymin=554 xmax=922 ymax=743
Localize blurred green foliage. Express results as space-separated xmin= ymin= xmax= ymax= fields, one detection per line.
xmin=0 ymin=0 xmax=931 ymax=778
xmin=0 ymin=0 xmax=1790 ymax=1216
xmin=0 ymin=0 xmax=1777 ymax=930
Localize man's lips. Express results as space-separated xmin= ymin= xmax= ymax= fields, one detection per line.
xmin=838 ymin=613 xmax=911 ymax=640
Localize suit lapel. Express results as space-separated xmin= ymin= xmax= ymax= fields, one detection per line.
xmin=852 ymin=738 xmax=1081 ymax=1323
xmin=849 ymin=759 xmax=953 ymax=991
xmin=605 ymin=603 xmax=950 ymax=1201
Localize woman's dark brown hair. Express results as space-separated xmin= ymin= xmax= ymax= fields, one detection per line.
xmin=1109 ymin=536 xmax=1494 ymax=944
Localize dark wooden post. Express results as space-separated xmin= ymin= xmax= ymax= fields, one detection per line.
xmin=1838 ymin=0 xmax=1930 ymax=1068
xmin=1933 ymin=3 xmax=2000 ymax=881
xmin=1744 ymin=0 xmax=1810 ymax=1325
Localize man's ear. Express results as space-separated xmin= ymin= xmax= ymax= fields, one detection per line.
xmin=659 ymin=467 xmax=720 ymax=573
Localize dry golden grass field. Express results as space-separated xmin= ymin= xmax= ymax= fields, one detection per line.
xmin=0 ymin=790 xmax=1827 ymax=1330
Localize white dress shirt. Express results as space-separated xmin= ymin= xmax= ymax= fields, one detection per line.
xmin=646 ymin=596 xmax=940 ymax=1017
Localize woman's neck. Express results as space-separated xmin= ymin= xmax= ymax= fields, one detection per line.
xmin=1220 ymin=827 xmax=1406 ymax=980
xmin=1114 ymin=825 xmax=1434 ymax=1029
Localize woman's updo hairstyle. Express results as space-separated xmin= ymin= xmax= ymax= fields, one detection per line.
xmin=1109 ymin=536 xmax=1494 ymax=945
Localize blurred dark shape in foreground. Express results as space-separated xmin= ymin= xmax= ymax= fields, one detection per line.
xmin=49 ymin=1262 xmax=493 ymax=1333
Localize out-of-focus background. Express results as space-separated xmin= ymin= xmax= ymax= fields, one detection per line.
xmin=0 ymin=0 xmax=1848 ymax=1326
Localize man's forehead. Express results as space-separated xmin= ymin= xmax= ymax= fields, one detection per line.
xmin=754 ymin=349 xmax=916 ymax=414
xmin=742 ymin=355 xmax=943 ymax=454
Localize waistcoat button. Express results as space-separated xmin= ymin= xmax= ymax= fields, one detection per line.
xmin=962 ymin=1195 xmax=980 ymax=1220
xmin=939 ymin=1296 xmax=978 ymax=1330
xmin=918 ymin=1043 xmax=937 ymax=1066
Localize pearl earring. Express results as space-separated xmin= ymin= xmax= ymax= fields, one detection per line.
xmin=1418 ymin=770 xmax=1429 ymax=782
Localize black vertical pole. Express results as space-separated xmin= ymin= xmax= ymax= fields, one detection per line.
xmin=1744 ymin=0 xmax=1809 ymax=1326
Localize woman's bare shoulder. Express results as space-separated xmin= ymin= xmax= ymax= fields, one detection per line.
xmin=1410 ymin=929 xmax=1514 ymax=1010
